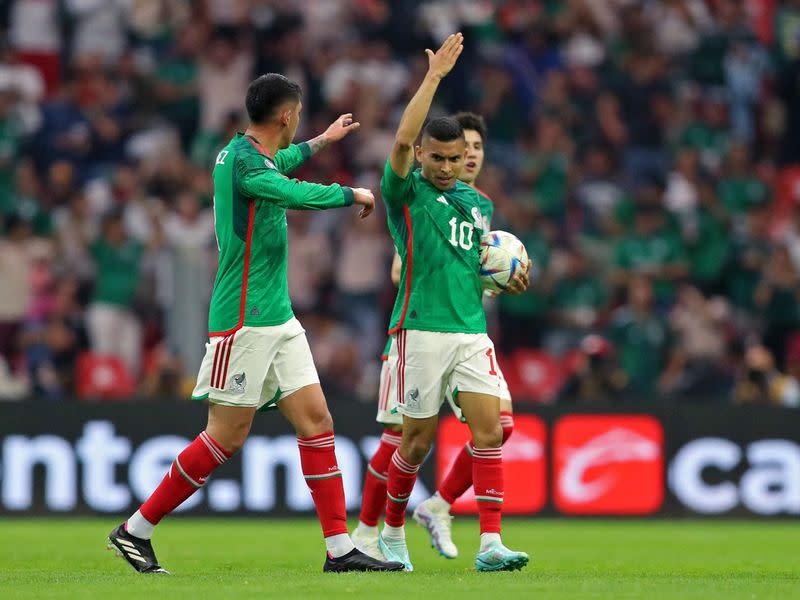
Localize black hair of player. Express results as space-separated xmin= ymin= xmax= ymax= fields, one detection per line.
xmin=422 ymin=117 xmax=464 ymax=143
xmin=453 ymin=112 xmax=487 ymax=143
xmin=245 ymin=73 xmax=302 ymax=124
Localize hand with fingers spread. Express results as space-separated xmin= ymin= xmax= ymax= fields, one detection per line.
xmin=353 ymin=188 xmax=375 ymax=219
xmin=324 ymin=113 xmax=360 ymax=143
xmin=425 ymin=32 xmax=464 ymax=81
xmin=505 ymin=259 xmax=532 ymax=295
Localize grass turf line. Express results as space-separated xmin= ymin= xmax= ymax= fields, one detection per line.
xmin=0 ymin=518 xmax=798 ymax=599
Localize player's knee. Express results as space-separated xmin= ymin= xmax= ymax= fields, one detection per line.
xmin=472 ymin=423 xmax=503 ymax=449
xmin=298 ymin=407 xmax=334 ymax=437
xmin=402 ymin=439 xmax=430 ymax=464
xmin=401 ymin=431 xmax=434 ymax=463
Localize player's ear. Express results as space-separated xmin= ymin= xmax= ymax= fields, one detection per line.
xmin=280 ymin=109 xmax=291 ymax=126
xmin=414 ymin=145 xmax=423 ymax=162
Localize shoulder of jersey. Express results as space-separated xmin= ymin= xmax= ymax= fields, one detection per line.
xmin=469 ymin=182 xmax=493 ymax=202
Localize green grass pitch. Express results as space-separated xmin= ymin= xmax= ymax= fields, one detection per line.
xmin=1 ymin=518 xmax=798 ymax=599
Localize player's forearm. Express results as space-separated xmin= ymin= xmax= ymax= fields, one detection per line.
xmin=279 ymin=180 xmax=354 ymax=211
xmin=303 ymin=134 xmax=331 ymax=156
xmin=395 ymin=73 xmax=443 ymax=146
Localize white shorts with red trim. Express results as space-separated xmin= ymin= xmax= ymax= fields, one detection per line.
xmin=389 ymin=329 xmax=501 ymax=420
xmin=191 ymin=317 xmax=319 ymax=410
xmin=375 ymin=350 xmax=403 ymax=425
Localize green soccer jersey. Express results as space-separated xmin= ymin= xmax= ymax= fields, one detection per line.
xmin=381 ymin=160 xmax=487 ymax=334
xmin=208 ymin=133 xmax=354 ymax=335
xmin=378 ymin=182 xmax=494 ymax=355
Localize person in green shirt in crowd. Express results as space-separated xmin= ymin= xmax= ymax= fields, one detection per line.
xmin=11 ymin=160 xmax=52 ymax=237
xmin=612 ymin=204 xmax=689 ymax=304
xmin=498 ymin=204 xmax=552 ymax=352
xmin=716 ymin=142 xmax=770 ymax=217
xmin=683 ymin=176 xmax=731 ymax=295
xmin=85 ymin=212 xmax=145 ymax=376
xmin=677 ymin=97 xmax=731 ymax=172
xmin=754 ymin=244 xmax=800 ymax=369
xmin=518 ymin=116 xmax=571 ymax=222
xmin=0 ymin=89 xmax=21 ymax=219
xmin=726 ymin=201 xmax=773 ymax=313
xmin=608 ymin=275 xmax=682 ymax=398
xmin=546 ymin=247 xmax=610 ymax=356
xmin=154 ymin=26 xmax=202 ymax=149
xmin=575 ymin=146 xmax=629 ymax=269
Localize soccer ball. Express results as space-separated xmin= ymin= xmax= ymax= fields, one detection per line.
xmin=479 ymin=230 xmax=529 ymax=292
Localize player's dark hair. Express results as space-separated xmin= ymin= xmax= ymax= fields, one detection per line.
xmin=422 ymin=117 xmax=464 ymax=143
xmin=245 ymin=73 xmax=302 ymax=124
xmin=453 ymin=112 xmax=487 ymax=142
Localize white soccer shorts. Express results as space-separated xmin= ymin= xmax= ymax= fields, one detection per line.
xmin=191 ymin=317 xmax=319 ymax=410
xmin=388 ymin=329 xmax=501 ymax=419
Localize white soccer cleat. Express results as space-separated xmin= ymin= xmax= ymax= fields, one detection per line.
xmin=413 ymin=497 xmax=458 ymax=559
xmin=378 ymin=534 xmax=414 ymax=571
xmin=350 ymin=527 xmax=385 ymax=561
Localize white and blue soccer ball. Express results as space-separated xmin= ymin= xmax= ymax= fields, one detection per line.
xmin=479 ymin=230 xmax=529 ymax=292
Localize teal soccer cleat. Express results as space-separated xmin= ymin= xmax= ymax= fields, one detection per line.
xmin=378 ymin=534 xmax=414 ymax=572
xmin=474 ymin=542 xmax=529 ymax=572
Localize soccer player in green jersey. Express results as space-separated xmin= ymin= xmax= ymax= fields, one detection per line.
xmin=374 ymin=33 xmax=530 ymax=572
xmin=107 ymin=73 xmax=402 ymax=574
xmin=352 ymin=113 xmax=518 ymax=563
xmin=412 ymin=112 xmax=517 ymax=559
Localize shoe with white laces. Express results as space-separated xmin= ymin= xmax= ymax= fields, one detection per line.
xmin=351 ymin=525 xmax=385 ymax=561
xmin=378 ymin=534 xmax=413 ymax=571
xmin=474 ymin=541 xmax=529 ymax=572
xmin=413 ymin=496 xmax=458 ymax=559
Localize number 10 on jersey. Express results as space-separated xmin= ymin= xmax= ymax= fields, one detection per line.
xmin=449 ymin=217 xmax=474 ymax=250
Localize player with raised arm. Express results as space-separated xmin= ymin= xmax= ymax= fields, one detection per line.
xmin=351 ymin=113 xmax=516 ymax=562
xmin=376 ymin=33 xmax=529 ymax=572
xmin=412 ymin=112 xmax=517 ymax=559
xmin=106 ymin=73 xmax=403 ymax=574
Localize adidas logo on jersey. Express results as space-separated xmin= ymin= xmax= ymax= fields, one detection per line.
xmin=436 ymin=195 xmax=449 ymax=205
xmin=410 ymin=310 xmax=417 ymax=319
xmin=250 ymin=306 xmax=260 ymax=316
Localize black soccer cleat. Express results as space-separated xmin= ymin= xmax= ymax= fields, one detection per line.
xmin=107 ymin=524 xmax=169 ymax=574
xmin=323 ymin=548 xmax=405 ymax=572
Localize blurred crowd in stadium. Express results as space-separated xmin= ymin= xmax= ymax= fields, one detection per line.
xmin=0 ymin=0 xmax=799 ymax=407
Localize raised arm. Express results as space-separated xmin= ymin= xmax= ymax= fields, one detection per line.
xmin=389 ymin=33 xmax=463 ymax=179
xmin=274 ymin=114 xmax=360 ymax=174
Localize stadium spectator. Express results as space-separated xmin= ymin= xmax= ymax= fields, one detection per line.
xmin=86 ymin=212 xmax=144 ymax=376
xmin=733 ymin=344 xmax=800 ymax=407
xmin=607 ymin=276 xmax=682 ymax=398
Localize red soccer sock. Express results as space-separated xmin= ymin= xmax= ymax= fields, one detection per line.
xmin=385 ymin=450 xmax=421 ymax=527
xmin=439 ymin=413 xmax=514 ymax=505
xmin=472 ymin=446 xmax=504 ymax=534
xmin=297 ymin=432 xmax=348 ymax=538
xmin=138 ymin=431 xmax=230 ymax=525
xmin=439 ymin=442 xmax=473 ymax=505
xmin=359 ymin=429 xmax=402 ymax=526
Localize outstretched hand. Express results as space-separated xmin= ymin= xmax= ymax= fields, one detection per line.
xmin=324 ymin=113 xmax=360 ymax=143
xmin=352 ymin=188 xmax=375 ymax=219
xmin=425 ymin=32 xmax=464 ymax=80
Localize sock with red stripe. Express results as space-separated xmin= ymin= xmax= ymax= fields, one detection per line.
xmin=384 ymin=450 xmax=421 ymax=530
xmin=297 ymin=431 xmax=353 ymax=557
xmin=472 ymin=446 xmax=504 ymax=535
xmin=127 ymin=431 xmax=230 ymax=539
xmin=359 ymin=429 xmax=402 ymax=527
xmin=438 ymin=412 xmax=514 ymax=505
